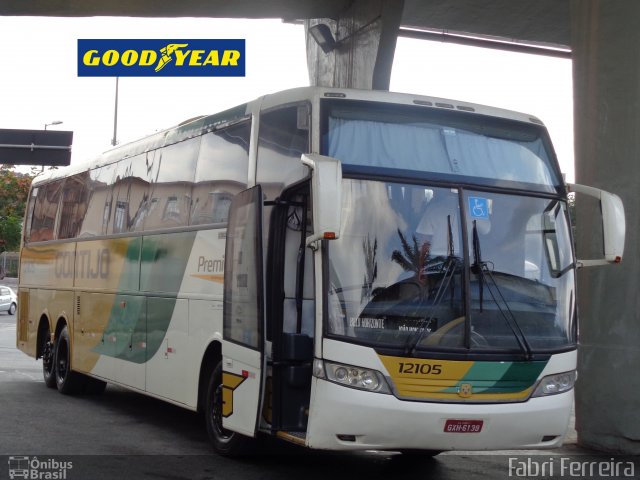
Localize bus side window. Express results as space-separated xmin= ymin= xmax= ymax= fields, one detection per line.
xmin=256 ymin=104 xmax=310 ymax=203
xmin=23 ymin=187 xmax=38 ymax=244
xmin=110 ymin=155 xmax=150 ymax=234
xmin=29 ymin=180 xmax=63 ymax=242
xmin=191 ymin=120 xmax=250 ymax=226
xmin=78 ymin=163 xmax=117 ymax=237
xmin=143 ymin=138 xmax=199 ymax=231
xmin=58 ymin=172 xmax=90 ymax=239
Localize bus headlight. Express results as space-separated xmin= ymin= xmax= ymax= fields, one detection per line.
xmin=313 ymin=359 xmax=391 ymax=394
xmin=532 ymin=371 xmax=577 ymax=397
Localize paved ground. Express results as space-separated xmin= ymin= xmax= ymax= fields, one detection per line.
xmin=0 ymin=278 xmax=628 ymax=480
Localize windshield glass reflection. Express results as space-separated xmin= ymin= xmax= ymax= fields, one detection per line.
xmin=328 ymin=181 xmax=465 ymax=349
xmin=327 ymin=179 xmax=576 ymax=354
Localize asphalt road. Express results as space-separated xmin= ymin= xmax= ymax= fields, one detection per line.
xmin=0 ymin=303 xmax=618 ymax=480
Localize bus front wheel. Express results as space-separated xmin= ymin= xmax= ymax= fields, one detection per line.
xmin=205 ymin=362 xmax=253 ymax=456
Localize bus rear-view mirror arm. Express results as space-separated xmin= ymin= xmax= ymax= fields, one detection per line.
xmin=301 ymin=154 xmax=342 ymax=248
xmin=568 ymin=183 xmax=626 ymax=267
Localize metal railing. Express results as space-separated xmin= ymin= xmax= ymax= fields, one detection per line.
xmin=0 ymin=251 xmax=19 ymax=278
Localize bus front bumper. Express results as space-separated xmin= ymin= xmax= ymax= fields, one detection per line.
xmin=306 ymin=378 xmax=572 ymax=451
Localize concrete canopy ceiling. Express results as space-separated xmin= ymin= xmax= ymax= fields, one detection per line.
xmin=1 ymin=0 xmax=570 ymax=49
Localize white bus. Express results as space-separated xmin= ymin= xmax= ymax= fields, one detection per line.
xmin=17 ymin=87 xmax=625 ymax=456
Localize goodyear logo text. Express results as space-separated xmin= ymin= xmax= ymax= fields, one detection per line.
xmin=78 ymin=39 xmax=245 ymax=77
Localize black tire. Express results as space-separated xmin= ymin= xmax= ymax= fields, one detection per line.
xmin=205 ymin=362 xmax=254 ymax=456
xmin=42 ymin=331 xmax=57 ymax=389
xmin=54 ymin=325 xmax=82 ymax=395
xmin=8 ymin=303 xmax=16 ymax=315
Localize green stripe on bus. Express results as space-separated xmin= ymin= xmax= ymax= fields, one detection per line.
xmin=92 ymin=231 xmax=198 ymax=363
xmin=441 ymin=360 xmax=548 ymax=394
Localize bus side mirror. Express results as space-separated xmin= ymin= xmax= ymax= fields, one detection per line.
xmin=568 ymin=183 xmax=626 ymax=267
xmin=301 ymin=154 xmax=342 ymax=246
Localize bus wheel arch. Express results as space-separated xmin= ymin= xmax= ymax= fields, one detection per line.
xmin=36 ymin=315 xmax=52 ymax=360
xmin=197 ymin=341 xmax=221 ymax=414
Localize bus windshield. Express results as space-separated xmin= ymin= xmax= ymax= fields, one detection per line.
xmin=327 ymin=180 xmax=576 ymax=354
xmin=322 ymin=99 xmax=562 ymax=192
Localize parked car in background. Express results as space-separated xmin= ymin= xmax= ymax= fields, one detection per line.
xmin=0 ymin=286 xmax=17 ymax=315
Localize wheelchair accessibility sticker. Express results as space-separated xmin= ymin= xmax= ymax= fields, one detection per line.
xmin=468 ymin=196 xmax=490 ymax=219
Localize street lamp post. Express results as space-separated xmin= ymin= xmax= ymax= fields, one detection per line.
xmin=44 ymin=121 xmax=63 ymax=130
xmin=42 ymin=121 xmax=64 ymax=171
xmin=112 ymin=77 xmax=119 ymax=146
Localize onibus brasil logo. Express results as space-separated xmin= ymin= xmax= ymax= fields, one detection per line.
xmin=78 ymin=39 xmax=245 ymax=77
xmin=8 ymin=456 xmax=72 ymax=480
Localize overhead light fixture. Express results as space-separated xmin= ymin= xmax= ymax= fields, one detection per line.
xmin=309 ymin=16 xmax=382 ymax=55
xmin=309 ymin=23 xmax=337 ymax=54
xmin=44 ymin=120 xmax=63 ymax=130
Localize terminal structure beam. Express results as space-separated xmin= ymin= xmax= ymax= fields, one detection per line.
xmin=571 ymin=0 xmax=640 ymax=454
xmin=305 ymin=0 xmax=403 ymax=90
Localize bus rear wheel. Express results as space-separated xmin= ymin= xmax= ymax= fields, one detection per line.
xmin=205 ymin=362 xmax=253 ymax=456
xmin=42 ymin=331 xmax=56 ymax=389
xmin=54 ymin=325 xmax=82 ymax=395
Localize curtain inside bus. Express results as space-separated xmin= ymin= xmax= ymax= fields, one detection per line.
xmin=327 ymin=117 xmax=556 ymax=187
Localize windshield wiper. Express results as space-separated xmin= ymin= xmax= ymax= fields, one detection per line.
xmin=404 ymin=254 xmax=462 ymax=356
xmin=471 ymin=220 xmax=533 ymax=360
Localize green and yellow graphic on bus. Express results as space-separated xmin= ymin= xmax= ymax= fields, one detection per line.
xmin=379 ymin=355 xmax=548 ymax=402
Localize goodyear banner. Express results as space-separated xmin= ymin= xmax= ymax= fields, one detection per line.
xmin=78 ymin=39 xmax=245 ymax=77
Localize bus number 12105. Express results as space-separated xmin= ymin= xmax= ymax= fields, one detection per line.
xmin=398 ymin=362 xmax=442 ymax=375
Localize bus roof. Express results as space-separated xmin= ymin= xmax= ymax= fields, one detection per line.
xmin=33 ymin=86 xmax=546 ymax=187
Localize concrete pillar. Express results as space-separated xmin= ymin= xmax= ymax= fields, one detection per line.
xmin=305 ymin=0 xmax=404 ymax=90
xmin=571 ymin=0 xmax=640 ymax=454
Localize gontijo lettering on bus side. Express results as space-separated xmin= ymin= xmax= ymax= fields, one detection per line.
xmin=77 ymin=39 xmax=245 ymax=77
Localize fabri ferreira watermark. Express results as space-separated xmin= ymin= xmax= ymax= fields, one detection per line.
xmin=8 ymin=456 xmax=72 ymax=480
xmin=509 ymin=457 xmax=635 ymax=478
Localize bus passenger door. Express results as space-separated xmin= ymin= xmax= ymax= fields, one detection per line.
xmin=221 ymin=186 xmax=265 ymax=437
xmin=268 ymin=183 xmax=314 ymax=434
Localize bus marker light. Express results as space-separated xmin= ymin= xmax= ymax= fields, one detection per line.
xmin=323 ymin=232 xmax=337 ymax=240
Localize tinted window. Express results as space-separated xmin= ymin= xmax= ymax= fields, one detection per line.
xmin=143 ymin=138 xmax=200 ymax=231
xmin=30 ymin=180 xmax=63 ymax=242
xmin=191 ymin=120 xmax=250 ymax=226
xmin=257 ymin=104 xmax=310 ymax=201
xmin=58 ymin=173 xmax=91 ymax=239
xmin=111 ymin=155 xmax=151 ymax=234
xmin=79 ymin=162 xmax=118 ymax=237
xmin=223 ymin=186 xmax=263 ymax=349
xmin=322 ymin=100 xmax=561 ymax=193
xmin=23 ymin=187 xmax=38 ymax=243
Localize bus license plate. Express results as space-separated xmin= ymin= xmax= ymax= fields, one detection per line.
xmin=444 ymin=419 xmax=483 ymax=433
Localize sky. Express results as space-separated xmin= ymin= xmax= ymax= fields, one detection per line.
xmin=0 ymin=16 xmax=574 ymax=180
